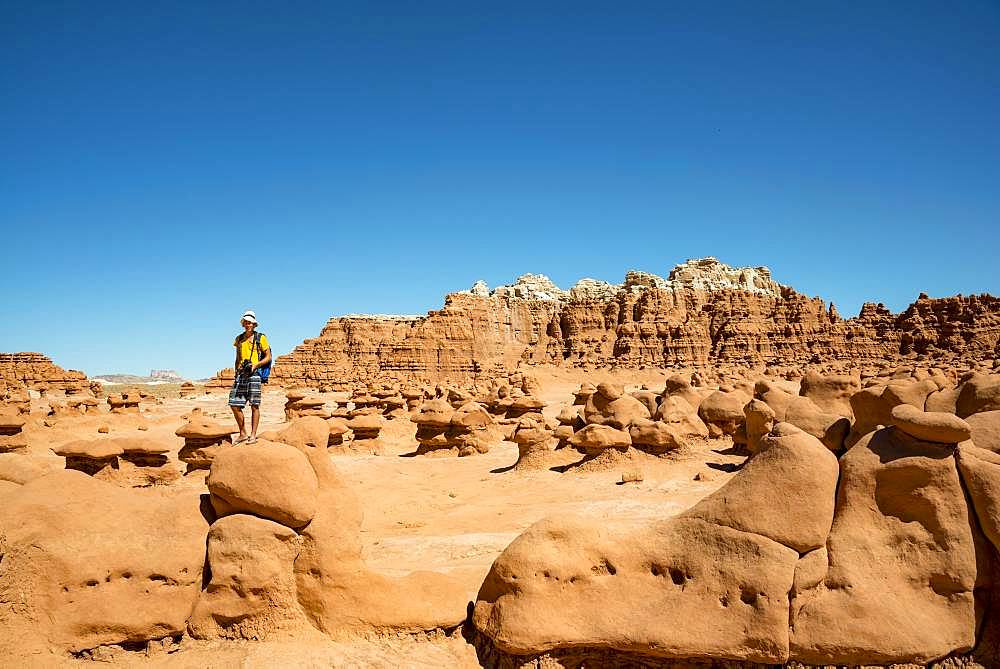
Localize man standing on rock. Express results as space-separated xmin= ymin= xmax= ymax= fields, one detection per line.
xmin=229 ymin=310 xmax=271 ymax=444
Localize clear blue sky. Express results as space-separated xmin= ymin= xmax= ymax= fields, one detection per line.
xmin=3 ymin=1 xmax=998 ymax=379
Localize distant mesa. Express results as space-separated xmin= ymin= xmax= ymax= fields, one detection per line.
xmin=202 ymin=256 xmax=998 ymax=390
xmin=93 ymin=370 xmax=188 ymax=385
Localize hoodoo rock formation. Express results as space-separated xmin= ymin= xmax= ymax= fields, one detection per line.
xmin=260 ymin=258 xmax=1000 ymax=389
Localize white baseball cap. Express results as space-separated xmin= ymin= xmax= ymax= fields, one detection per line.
xmin=241 ymin=310 xmax=257 ymax=324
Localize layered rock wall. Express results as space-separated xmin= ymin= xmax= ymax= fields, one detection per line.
xmin=0 ymin=352 xmax=92 ymax=394
xmin=258 ymin=259 xmax=999 ymax=389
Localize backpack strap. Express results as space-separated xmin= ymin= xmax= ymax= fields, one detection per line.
xmin=239 ymin=332 xmax=261 ymax=365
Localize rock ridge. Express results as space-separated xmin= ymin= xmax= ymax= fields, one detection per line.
xmin=232 ymin=258 xmax=999 ymax=389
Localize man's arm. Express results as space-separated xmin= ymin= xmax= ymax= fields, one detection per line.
xmin=234 ymin=339 xmax=240 ymax=370
xmin=253 ymin=345 xmax=272 ymax=371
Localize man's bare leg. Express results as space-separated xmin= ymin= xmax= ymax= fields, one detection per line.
xmin=231 ymin=405 xmax=247 ymax=439
xmin=251 ymin=405 xmax=261 ymax=438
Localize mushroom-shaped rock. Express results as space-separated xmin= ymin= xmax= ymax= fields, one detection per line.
xmin=510 ymin=415 xmax=556 ymax=470
xmin=92 ymin=437 xmax=179 ymax=486
xmin=175 ymin=417 xmax=235 ymax=472
xmin=568 ymin=424 xmax=631 ymax=454
xmin=506 ymin=396 xmax=545 ymax=419
xmin=890 ymin=404 xmax=971 ymax=444
xmin=572 ymin=383 xmax=596 ymax=406
xmin=55 ymin=439 xmax=124 ymax=475
xmin=401 ymin=386 xmax=425 ymax=401
xmin=106 ymin=393 xmax=141 ymax=414
xmin=662 ymin=373 xmax=704 ymax=409
xmin=347 ymin=414 xmax=385 ymax=440
xmin=378 ymin=394 xmax=407 ymax=415
xmin=284 ymin=394 xmax=331 ymax=420
xmin=450 ymin=402 xmax=494 ymax=430
xmin=0 ymin=415 xmax=27 ymax=436
xmin=628 ymin=418 xmax=686 ymax=454
xmin=327 ymin=417 xmax=350 ymax=446
xmin=448 ymin=402 xmax=499 ymax=456
xmin=175 ymin=418 xmax=236 ymax=441
xmin=585 ymin=386 xmax=650 ymax=429
xmin=412 ymin=398 xmax=454 ymax=428
xmin=208 ymin=442 xmax=319 ymax=529
xmin=655 ymin=396 xmax=709 ymax=439
xmin=284 ymin=387 xmax=309 ymax=402
xmin=0 ymin=413 xmax=27 ymax=448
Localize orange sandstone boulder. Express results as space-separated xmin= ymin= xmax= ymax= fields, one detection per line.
xmin=799 ymin=371 xmax=860 ymax=418
xmin=891 ymin=404 xmax=972 ymax=443
xmin=207 ymin=442 xmax=319 ymax=529
xmin=0 ymin=471 xmax=207 ymax=655
xmin=957 ymin=373 xmax=1000 ymax=418
xmin=584 ymin=383 xmax=650 ymax=429
xmin=474 ymin=419 xmax=841 ymax=662
xmin=682 ymin=423 xmax=838 ymax=553
xmin=188 ymin=514 xmax=308 ymax=640
xmin=967 ymin=411 xmax=1000 ymax=453
xmin=698 ymin=389 xmax=751 ymax=438
xmin=790 ymin=427 xmax=979 ymax=664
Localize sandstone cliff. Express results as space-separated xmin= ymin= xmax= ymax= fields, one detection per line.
xmin=237 ymin=258 xmax=999 ymax=389
xmin=0 ymin=352 xmax=93 ymax=395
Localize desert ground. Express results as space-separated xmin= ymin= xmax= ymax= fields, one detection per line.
xmin=4 ymin=356 xmax=1000 ymax=668
xmin=5 ymin=368 xmax=752 ymax=668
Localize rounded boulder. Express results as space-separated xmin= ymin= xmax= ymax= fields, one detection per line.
xmin=207 ymin=441 xmax=319 ymax=529
xmin=891 ymin=403 xmax=972 ymax=444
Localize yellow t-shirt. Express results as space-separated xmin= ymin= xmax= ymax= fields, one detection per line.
xmin=234 ymin=333 xmax=269 ymax=366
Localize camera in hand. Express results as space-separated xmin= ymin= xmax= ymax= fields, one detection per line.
xmin=239 ymin=360 xmax=253 ymax=378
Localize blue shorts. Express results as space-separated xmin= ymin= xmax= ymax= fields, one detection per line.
xmin=228 ymin=372 xmax=262 ymax=407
